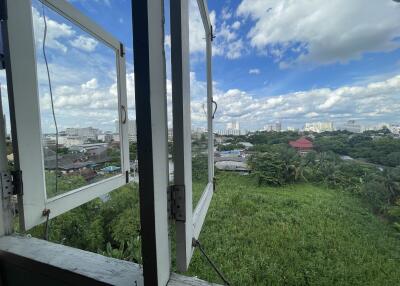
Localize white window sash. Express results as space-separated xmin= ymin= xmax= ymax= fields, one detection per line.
xmin=4 ymin=0 xmax=130 ymax=230
xmin=171 ymin=0 xmax=214 ymax=272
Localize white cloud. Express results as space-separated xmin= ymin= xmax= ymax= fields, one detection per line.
xmin=211 ymin=74 xmax=400 ymax=129
xmin=32 ymin=7 xmax=75 ymax=53
xmin=249 ymin=69 xmax=261 ymax=75
xmin=189 ymin=4 xmax=245 ymax=60
xmin=70 ymin=35 xmax=98 ymax=52
xmin=165 ymin=35 xmax=171 ymax=49
xmin=231 ymin=21 xmax=241 ymax=30
xmin=209 ymin=13 xmax=246 ymax=59
xmin=81 ymin=78 xmax=98 ymax=90
xmin=189 ymin=0 xmax=207 ymax=54
xmin=226 ymin=39 xmax=244 ymax=59
xmin=237 ymin=0 xmax=400 ymax=66
xmin=221 ymin=7 xmax=232 ymax=20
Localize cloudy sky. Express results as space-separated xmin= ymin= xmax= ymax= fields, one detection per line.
xmin=1 ymin=0 xmax=400 ymax=133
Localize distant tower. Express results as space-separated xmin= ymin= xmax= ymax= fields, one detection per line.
xmin=275 ymin=121 xmax=281 ymax=132
xmin=235 ymin=120 xmax=240 ymax=131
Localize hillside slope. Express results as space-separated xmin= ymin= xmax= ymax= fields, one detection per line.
xmin=187 ymin=173 xmax=400 ymax=285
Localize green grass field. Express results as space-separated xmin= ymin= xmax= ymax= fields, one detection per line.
xmin=186 ymin=173 xmax=400 ymax=285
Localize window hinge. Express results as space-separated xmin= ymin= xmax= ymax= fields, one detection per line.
xmin=0 ymin=170 xmax=23 ymax=199
xmin=120 ymin=43 xmax=125 ymax=58
xmin=210 ymin=25 xmax=216 ymax=42
xmin=167 ymin=185 xmax=185 ymax=222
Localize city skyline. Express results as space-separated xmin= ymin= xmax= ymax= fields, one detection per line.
xmin=1 ymin=0 xmax=400 ymax=133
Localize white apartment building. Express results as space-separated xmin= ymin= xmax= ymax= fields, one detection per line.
xmin=304 ymin=121 xmax=334 ymax=133
xmin=340 ymin=120 xmax=362 ymax=133
xmin=65 ymin=127 xmax=100 ymax=141
xmin=263 ymin=122 xmax=282 ymax=132
xmin=226 ymin=120 xmax=240 ymax=131
xmin=116 ymin=119 xmax=137 ymax=142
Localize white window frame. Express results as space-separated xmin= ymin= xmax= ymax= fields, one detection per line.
xmin=170 ymin=0 xmax=214 ymax=271
xmin=4 ymin=0 xmax=130 ymax=231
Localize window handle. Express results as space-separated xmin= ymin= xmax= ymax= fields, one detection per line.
xmin=212 ymin=100 xmax=217 ymax=119
xmin=121 ymin=105 xmax=127 ymax=124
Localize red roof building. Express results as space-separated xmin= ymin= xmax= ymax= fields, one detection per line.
xmin=289 ymin=137 xmax=313 ymax=154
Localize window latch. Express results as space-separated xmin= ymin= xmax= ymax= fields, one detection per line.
xmin=0 ymin=170 xmax=23 ymax=199
xmin=167 ymin=185 xmax=185 ymax=222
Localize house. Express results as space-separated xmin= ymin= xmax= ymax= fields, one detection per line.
xmin=289 ymin=137 xmax=313 ymax=155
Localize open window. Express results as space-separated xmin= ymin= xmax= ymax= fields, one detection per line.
xmin=3 ymin=0 xmax=130 ymax=231
xmin=170 ymin=0 xmax=214 ymax=271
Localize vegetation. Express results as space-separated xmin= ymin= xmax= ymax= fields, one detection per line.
xmin=313 ymin=129 xmax=400 ymax=167
xmin=248 ymin=143 xmax=400 ymax=230
xmin=30 ymin=182 xmax=142 ymax=264
xmin=217 ymin=143 xmax=245 ymax=151
xmin=45 ymin=171 xmax=87 ymax=198
xmin=22 ymin=130 xmax=400 ymax=285
xmin=28 ymin=173 xmax=400 ymax=285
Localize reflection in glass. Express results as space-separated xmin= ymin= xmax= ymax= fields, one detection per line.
xmin=32 ymin=1 xmax=122 ymax=198
xmin=189 ymin=0 xmax=209 ymax=208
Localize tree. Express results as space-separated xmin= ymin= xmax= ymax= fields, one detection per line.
xmin=249 ymin=152 xmax=286 ymax=186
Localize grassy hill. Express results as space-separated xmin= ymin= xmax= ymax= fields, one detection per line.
xmin=186 ymin=173 xmax=400 ymax=285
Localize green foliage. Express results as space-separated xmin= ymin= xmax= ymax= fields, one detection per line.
xmin=6 ymin=141 xmax=12 ymax=155
xmin=30 ymin=183 xmax=142 ymax=263
xmin=106 ymin=147 xmax=121 ymax=165
xmin=217 ymin=143 xmax=245 ymax=151
xmin=192 ymin=153 xmax=208 ymax=182
xmin=57 ymin=147 xmax=69 ymax=154
xmin=129 ymin=143 xmax=137 ymax=160
xmin=29 ymin=170 xmax=400 ymax=285
xmin=314 ymin=131 xmax=400 ymax=167
xmin=249 ymin=152 xmax=286 ymax=186
xmin=45 ymin=171 xmax=87 ymax=198
xmin=248 ymin=131 xmax=299 ymax=146
xmin=185 ymin=173 xmax=400 ymax=285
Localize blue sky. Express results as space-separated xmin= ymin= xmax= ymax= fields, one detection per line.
xmin=1 ymin=0 xmax=400 ymax=133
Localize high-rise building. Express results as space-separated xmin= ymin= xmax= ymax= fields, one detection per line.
xmin=115 ymin=119 xmax=137 ymax=142
xmin=128 ymin=120 xmax=137 ymax=142
xmin=304 ymin=122 xmax=334 ymax=133
xmin=264 ymin=121 xmax=281 ymax=132
xmin=65 ymin=127 xmax=100 ymax=141
xmin=226 ymin=120 xmax=240 ymax=131
xmin=340 ymin=120 xmax=362 ymax=133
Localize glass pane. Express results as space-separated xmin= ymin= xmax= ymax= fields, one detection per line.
xmin=32 ymin=1 xmax=122 ymax=198
xmin=189 ymin=0 xmax=209 ymax=208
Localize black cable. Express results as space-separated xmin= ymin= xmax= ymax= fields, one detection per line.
xmin=42 ymin=4 xmax=59 ymax=195
xmin=193 ymin=239 xmax=231 ymax=286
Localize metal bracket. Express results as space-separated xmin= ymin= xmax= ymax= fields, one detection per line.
xmin=0 ymin=170 xmax=23 ymax=199
xmin=210 ymin=25 xmax=216 ymax=42
xmin=125 ymin=170 xmax=129 ymax=184
xmin=213 ymin=177 xmax=217 ymax=192
xmin=168 ymin=185 xmax=185 ymax=222
xmin=119 ymin=42 xmax=125 ymax=58
xmin=0 ymin=171 xmax=13 ymax=199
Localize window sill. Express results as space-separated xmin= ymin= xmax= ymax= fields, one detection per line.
xmin=0 ymin=235 xmax=219 ymax=286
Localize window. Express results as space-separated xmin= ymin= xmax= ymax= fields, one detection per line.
xmin=1 ymin=0 xmax=215 ymax=284
xmin=170 ymin=0 xmax=215 ymax=271
xmin=4 ymin=0 xmax=130 ymax=231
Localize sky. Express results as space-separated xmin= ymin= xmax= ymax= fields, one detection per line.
xmin=1 ymin=0 xmax=400 ymax=133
